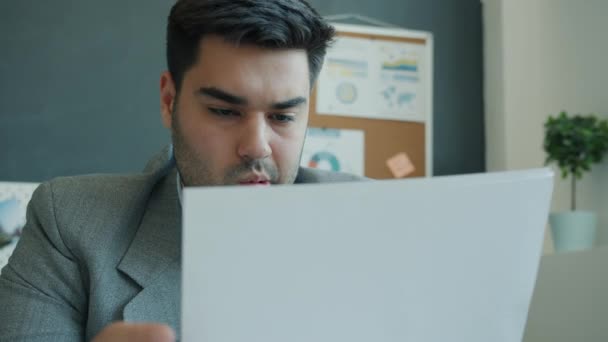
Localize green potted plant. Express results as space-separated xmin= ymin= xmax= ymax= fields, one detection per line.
xmin=544 ymin=111 xmax=608 ymax=252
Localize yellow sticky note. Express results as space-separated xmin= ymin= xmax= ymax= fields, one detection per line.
xmin=386 ymin=153 xmax=415 ymax=178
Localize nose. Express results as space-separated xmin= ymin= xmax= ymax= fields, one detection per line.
xmin=237 ymin=115 xmax=272 ymax=161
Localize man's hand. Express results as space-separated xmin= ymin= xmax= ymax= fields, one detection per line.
xmin=91 ymin=322 xmax=175 ymax=342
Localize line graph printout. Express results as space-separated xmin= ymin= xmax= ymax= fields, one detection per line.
xmin=316 ymin=35 xmax=428 ymax=122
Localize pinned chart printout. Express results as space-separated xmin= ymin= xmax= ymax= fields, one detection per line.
xmin=316 ymin=35 xmax=428 ymax=122
xmin=301 ymin=128 xmax=365 ymax=177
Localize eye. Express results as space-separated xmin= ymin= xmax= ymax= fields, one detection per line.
xmin=269 ymin=113 xmax=295 ymax=123
xmin=209 ymin=108 xmax=240 ymax=117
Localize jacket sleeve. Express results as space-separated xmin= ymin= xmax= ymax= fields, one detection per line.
xmin=0 ymin=182 xmax=86 ymax=341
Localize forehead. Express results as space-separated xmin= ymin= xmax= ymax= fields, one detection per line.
xmin=183 ymin=35 xmax=310 ymax=99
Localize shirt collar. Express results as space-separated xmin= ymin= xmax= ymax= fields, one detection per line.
xmin=176 ymin=171 xmax=183 ymax=206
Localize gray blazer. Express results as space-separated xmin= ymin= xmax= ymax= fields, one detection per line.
xmin=0 ymin=147 xmax=363 ymax=341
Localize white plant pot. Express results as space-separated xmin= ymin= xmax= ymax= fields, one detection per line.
xmin=549 ymin=211 xmax=597 ymax=252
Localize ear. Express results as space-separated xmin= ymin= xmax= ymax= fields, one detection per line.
xmin=160 ymin=71 xmax=177 ymax=129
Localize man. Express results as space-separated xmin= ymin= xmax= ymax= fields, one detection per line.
xmin=0 ymin=0 xmax=362 ymax=341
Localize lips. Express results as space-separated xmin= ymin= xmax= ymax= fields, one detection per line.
xmin=238 ymin=176 xmax=271 ymax=186
xmin=239 ymin=181 xmax=270 ymax=186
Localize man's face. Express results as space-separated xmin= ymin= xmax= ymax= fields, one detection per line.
xmin=160 ymin=35 xmax=311 ymax=186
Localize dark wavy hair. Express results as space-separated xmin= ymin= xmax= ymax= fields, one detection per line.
xmin=167 ymin=0 xmax=335 ymax=92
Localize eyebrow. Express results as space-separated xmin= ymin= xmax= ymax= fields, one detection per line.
xmin=198 ymin=87 xmax=307 ymax=110
xmin=198 ymin=87 xmax=247 ymax=105
xmin=271 ymin=97 xmax=307 ymax=110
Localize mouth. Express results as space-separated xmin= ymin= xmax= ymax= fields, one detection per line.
xmin=238 ymin=176 xmax=271 ymax=186
xmin=239 ymin=181 xmax=271 ymax=186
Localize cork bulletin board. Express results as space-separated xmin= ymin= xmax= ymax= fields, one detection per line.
xmin=309 ymin=23 xmax=433 ymax=179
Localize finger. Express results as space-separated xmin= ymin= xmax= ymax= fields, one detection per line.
xmin=92 ymin=322 xmax=175 ymax=342
xmin=125 ymin=323 xmax=176 ymax=342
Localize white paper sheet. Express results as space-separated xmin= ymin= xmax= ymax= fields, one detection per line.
xmin=182 ymin=169 xmax=554 ymax=342
xmin=301 ymin=128 xmax=365 ymax=176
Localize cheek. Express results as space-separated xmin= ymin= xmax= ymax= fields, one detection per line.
xmin=177 ymin=105 xmax=236 ymax=165
xmin=192 ymin=126 xmax=236 ymax=164
xmin=271 ymin=129 xmax=306 ymax=167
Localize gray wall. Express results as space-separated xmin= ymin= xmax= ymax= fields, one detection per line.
xmin=0 ymin=0 xmax=484 ymax=182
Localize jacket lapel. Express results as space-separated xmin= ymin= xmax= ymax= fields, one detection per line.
xmin=117 ymin=148 xmax=183 ymax=336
